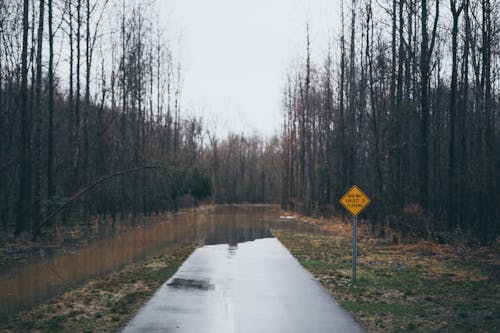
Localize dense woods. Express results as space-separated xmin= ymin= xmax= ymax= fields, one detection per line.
xmin=206 ymin=133 xmax=281 ymax=204
xmin=0 ymin=0 xmax=283 ymax=241
xmin=0 ymin=0 xmax=212 ymax=240
xmin=0 ymin=0 xmax=498 ymax=243
xmin=281 ymin=0 xmax=499 ymax=242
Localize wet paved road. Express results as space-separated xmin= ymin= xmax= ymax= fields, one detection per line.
xmin=122 ymin=237 xmax=365 ymax=333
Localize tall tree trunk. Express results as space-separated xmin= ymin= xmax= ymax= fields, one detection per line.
xmin=33 ymin=0 xmax=46 ymax=235
xmin=366 ymin=0 xmax=384 ymax=214
xmin=324 ymin=46 xmax=333 ymax=209
xmin=403 ymin=0 xmax=414 ymax=204
xmin=405 ymin=0 xmax=413 ymax=102
xmin=120 ymin=0 xmax=127 ymax=219
xmin=448 ymin=0 xmax=463 ymax=231
xmin=98 ymin=58 xmax=106 ymax=220
xmin=419 ymin=0 xmax=439 ymax=210
xmin=390 ymin=0 xmax=397 ymax=201
xmin=84 ymin=0 xmax=90 ymax=181
xmin=75 ymin=0 xmax=81 ymax=185
xmin=0 ymin=2 xmax=3 ymax=173
xmin=15 ymin=0 xmax=31 ymax=236
xmin=482 ymin=0 xmax=492 ymax=239
xmin=348 ymin=0 xmax=356 ymax=186
xmin=47 ymin=0 xmax=55 ymax=229
xmin=83 ymin=0 xmax=91 ymax=227
xmin=395 ymin=0 xmax=405 ymax=206
xmin=0 ymin=0 xmax=4 ymax=230
xmin=339 ymin=0 xmax=347 ymax=192
xmin=419 ymin=0 xmax=429 ymax=210
xmin=68 ymin=0 xmax=74 ymax=163
xmin=458 ymin=11 xmax=469 ymax=229
xmin=304 ymin=25 xmax=312 ymax=216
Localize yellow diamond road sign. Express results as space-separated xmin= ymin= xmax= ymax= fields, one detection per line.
xmin=340 ymin=185 xmax=371 ymax=216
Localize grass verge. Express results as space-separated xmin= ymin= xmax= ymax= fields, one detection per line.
xmin=1 ymin=244 xmax=195 ymax=333
xmin=273 ymin=226 xmax=499 ymax=333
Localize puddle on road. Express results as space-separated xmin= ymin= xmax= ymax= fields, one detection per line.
xmin=167 ymin=278 xmax=215 ymax=291
xmin=0 ymin=205 xmax=317 ymax=317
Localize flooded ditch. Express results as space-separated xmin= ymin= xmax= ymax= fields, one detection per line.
xmin=0 ymin=205 xmax=317 ymax=318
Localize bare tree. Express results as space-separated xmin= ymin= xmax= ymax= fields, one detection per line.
xmin=32 ymin=0 xmax=45 ymax=234
xmin=448 ymin=0 xmax=464 ymax=230
xmin=46 ymin=0 xmax=55 ymax=228
xmin=419 ymin=0 xmax=439 ymax=209
xmin=15 ymin=0 xmax=31 ymax=236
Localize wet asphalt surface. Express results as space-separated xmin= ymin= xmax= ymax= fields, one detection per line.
xmin=122 ymin=236 xmax=365 ymax=333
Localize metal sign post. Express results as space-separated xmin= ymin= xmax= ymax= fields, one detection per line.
xmin=339 ymin=185 xmax=370 ymax=284
xmin=352 ymin=216 xmax=357 ymax=283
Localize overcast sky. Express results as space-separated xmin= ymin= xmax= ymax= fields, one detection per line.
xmin=159 ymin=0 xmax=342 ymax=138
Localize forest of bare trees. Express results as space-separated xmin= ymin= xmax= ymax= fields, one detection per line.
xmin=0 ymin=0 xmax=284 ymax=242
xmin=0 ymin=0 xmax=216 ymax=240
xmin=206 ymin=133 xmax=281 ymax=204
xmin=281 ymin=0 xmax=499 ymax=242
xmin=1 ymin=0 xmax=498 ymax=244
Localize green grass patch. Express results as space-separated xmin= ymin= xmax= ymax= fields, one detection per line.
xmin=274 ymin=229 xmax=500 ymax=333
xmin=299 ymin=259 xmax=350 ymax=271
xmin=341 ymin=301 xmax=418 ymax=315
xmin=150 ymin=266 xmax=178 ymax=283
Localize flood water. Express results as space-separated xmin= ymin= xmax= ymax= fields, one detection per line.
xmin=0 ymin=205 xmax=317 ymax=318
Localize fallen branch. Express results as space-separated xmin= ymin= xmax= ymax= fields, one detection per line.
xmin=32 ymin=165 xmax=171 ymax=241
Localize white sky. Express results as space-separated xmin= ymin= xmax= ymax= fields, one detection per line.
xmin=159 ymin=0 xmax=342 ymax=138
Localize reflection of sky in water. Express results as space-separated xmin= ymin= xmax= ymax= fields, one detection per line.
xmin=1 ymin=205 xmax=318 ymax=318
xmin=203 ymin=218 xmax=274 ymax=246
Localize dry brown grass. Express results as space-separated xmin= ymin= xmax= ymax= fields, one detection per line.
xmin=1 ymin=245 xmax=195 ymax=333
xmin=275 ymin=209 xmax=500 ymax=333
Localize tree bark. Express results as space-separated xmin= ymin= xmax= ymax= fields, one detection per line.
xmin=348 ymin=0 xmax=356 ymax=186
xmin=419 ymin=0 xmax=439 ymax=210
xmin=33 ymin=0 xmax=46 ymax=235
xmin=15 ymin=0 xmax=31 ymax=236
xmin=448 ymin=0 xmax=463 ymax=231
xmin=304 ymin=25 xmax=312 ymax=216
xmin=47 ymin=0 xmax=55 ymax=229
xmin=339 ymin=0 xmax=347 ymax=192
xmin=75 ymin=0 xmax=82 ymax=184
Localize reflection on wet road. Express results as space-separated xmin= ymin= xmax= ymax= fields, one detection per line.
xmin=0 ymin=205 xmax=314 ymax=317
xmin=3 ymin=205 xmax=364 ymax=332
xmin=123 ymin=238 xmax=365 ymax=333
